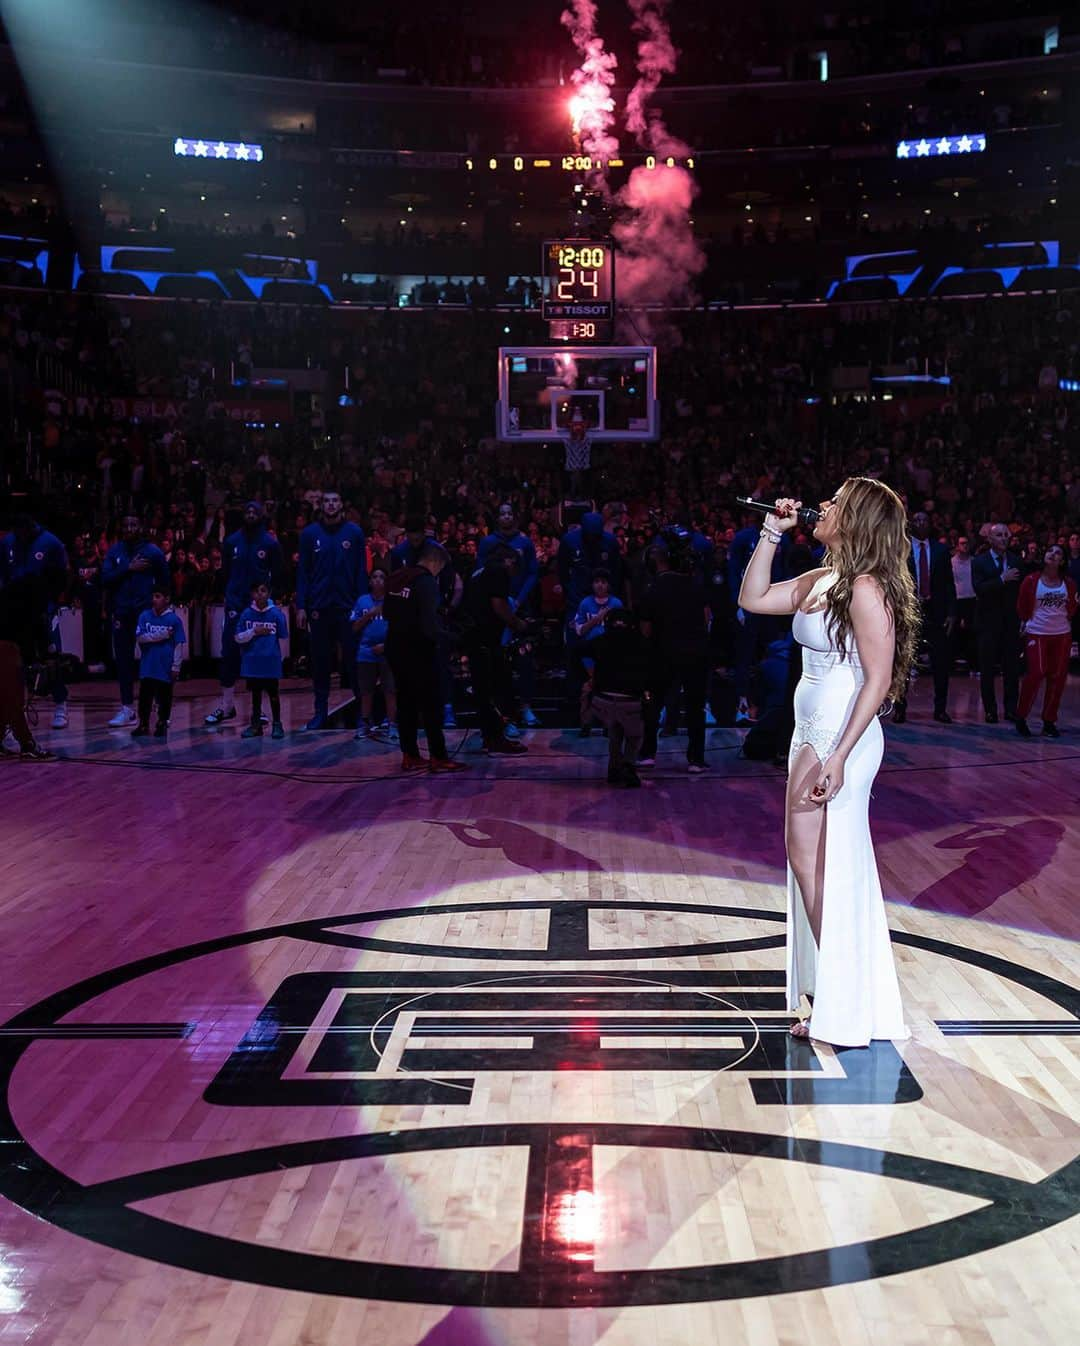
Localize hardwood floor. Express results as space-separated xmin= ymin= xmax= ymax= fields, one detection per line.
xmin=1 ymin=673 xmax=1077 ymax=1344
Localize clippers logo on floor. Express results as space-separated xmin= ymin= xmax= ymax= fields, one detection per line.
xmin=0 ymin=896 xmax=1076 ymax=1308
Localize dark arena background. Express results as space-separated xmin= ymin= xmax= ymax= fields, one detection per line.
xmin=0 ymin=2 xmax=1078 ymax=1343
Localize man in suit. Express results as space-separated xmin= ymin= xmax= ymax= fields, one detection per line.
xmin=727 ymin=509 xmax=790 ymax=725
xmin=895 ymin=511 xmax=956 ymax=724
xmin=972 ymin=523 xmax=1023 ymax=724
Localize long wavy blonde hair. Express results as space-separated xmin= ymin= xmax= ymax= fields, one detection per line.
xmin=822 ymin=477 xmax=920 ymax=702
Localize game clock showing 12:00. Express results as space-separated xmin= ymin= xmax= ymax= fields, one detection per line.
xmin=542 ymin=240 xmax=615 ymax=323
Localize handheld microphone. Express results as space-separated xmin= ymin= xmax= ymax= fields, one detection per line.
xmin=736 ymin=496 xmax=821 ymax=526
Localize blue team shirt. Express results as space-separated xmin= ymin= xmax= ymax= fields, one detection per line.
xmin=135 ymin=608 xmax=186 ymax=681
xmin=237 ymin=603 xmax=288 ymax=679
xmin=0 ymin=526 xmax=68 ymax=613
xmin=575 ymin=594 xmax=622 ymax=642
xmin=349 ymin=594 xmax=388 ymax=663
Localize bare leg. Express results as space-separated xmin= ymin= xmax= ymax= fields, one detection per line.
xmin=383 ymin=690 xmax=397 ymax=723
xmin=785 ymin=743 xmax=828 ymax=1037
xmin=360 ymin=693 xmax=374 ymax=722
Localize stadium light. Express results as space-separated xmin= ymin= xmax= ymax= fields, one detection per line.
xmin=174 ymin=139 xmax=264 ymax=162
xmin=896 ymin=134 xmax=986 ymax=159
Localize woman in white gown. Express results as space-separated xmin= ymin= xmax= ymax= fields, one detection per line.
xmin=738 ymin=479 xmax=920 ymax=1047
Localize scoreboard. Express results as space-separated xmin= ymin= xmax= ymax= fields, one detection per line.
xmin=542 ymin=239 xmax=614 ymax=340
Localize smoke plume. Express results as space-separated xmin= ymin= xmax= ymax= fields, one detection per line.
xmin=613 ymin=0 xmax=705 ymax=342
xmin=560 ymin=1 xmax=619 ymax=193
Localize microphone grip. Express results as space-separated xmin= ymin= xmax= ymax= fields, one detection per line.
xmin=736 ymin=496 xmax=821 ymax=526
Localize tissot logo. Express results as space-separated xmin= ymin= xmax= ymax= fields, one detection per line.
xmin=0 ymin=898 xmax=1076 ymax=1308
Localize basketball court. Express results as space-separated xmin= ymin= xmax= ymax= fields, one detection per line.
xmin=1 ymin=673 xmax=1077 ymax=1345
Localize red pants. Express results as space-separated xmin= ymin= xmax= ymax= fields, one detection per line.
xmin=1017 ymin=632 xmax=1071 ymax=724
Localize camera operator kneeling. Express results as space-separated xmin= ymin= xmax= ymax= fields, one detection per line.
xmin=588 ymin=608 xmax=651 ymax=788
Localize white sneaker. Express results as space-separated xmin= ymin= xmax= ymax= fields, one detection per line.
xmin=108 ymin=706 xmax=137 ymax=727
xmin=2 ymin=729 xmax=19 ymax=753
xmin=51 ymin=707 xmax=69 ymax=729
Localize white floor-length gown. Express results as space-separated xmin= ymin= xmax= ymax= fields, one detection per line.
xmin=786 ymin=584 xmax=909 ymax=1047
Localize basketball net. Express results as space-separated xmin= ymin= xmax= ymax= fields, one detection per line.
xmin=564 ymin=411 xmax=591 ymax=472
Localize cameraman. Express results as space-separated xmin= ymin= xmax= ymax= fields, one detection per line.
xmin=589 ymin=607 xmax=650 ymax=788
xmin=0 ymin=512 xmax=70 ymax=730
xmin=392 ymin=514 xmax=462 ymax=730
xmin=462 ymin=542 xmax=530 ymax=756
xmin=638 ymin=533 xmax=711 ymax=774
xmin=384 ymin=541 xmax=466 ymax=774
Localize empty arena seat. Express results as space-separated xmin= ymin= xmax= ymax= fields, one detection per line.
xmin=75 ymin=270 xmax=152 ymax=296
xmin=1007 ymin=266 xmax=1080 ymax=293
xmin=154 ymin=275 xmax=229 ymax=299
xmin=829 ymin=278 xmax=899 ymax=302
xmin=258 ymin=280 xmax=330 ymax=305
xmin=931 ymin=271 xmax=1006 ymax=297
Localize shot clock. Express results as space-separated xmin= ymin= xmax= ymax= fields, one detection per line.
xmin=547 ymin=319 xmax=613 ymax=341
xmin=542 ymin=239 xmax=615 ymax=336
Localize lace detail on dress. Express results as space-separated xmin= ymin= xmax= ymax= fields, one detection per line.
xmin=790 ymin=707 xmax=841 ymax=763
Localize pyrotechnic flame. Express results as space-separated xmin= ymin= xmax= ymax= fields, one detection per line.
xmin=561 ymin=1 xmax=619 ymax=185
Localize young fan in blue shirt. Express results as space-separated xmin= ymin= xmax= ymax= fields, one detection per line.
xmin=234 ymin=582 xmax=289 ymax=739
xmin=133 ymin=587 xmax=186 ymax=739
xmin=350 ymin=564 xmax=397 ymax=742
xmin=573 ymin=568 xmax=623 ymax=674
xmin=573 ymin=568 xmax=623 ymax=736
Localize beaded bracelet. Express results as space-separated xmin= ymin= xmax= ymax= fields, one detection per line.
xmin=759 ymin=526 xmax=782 ymax=545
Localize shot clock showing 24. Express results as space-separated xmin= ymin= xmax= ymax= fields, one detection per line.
xmin=542 ymin=239 xmax=615 ymax=337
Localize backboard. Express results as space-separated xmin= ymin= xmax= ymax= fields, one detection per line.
xmin=496 ymin=346 xmax=658 ymax=442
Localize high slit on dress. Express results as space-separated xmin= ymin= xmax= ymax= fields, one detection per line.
xmin=786 ymin=595 xmax=909 ymax=1047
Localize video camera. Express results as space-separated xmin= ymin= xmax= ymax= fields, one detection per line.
xmin=506 ymin=616 xmax=543 ymax=658
xmin=657 ymin=525 xmax=696 ymax=574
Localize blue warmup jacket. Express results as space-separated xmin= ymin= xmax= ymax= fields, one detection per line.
xmin=557 ymin=520 xmax=622 ymax=612
xmin=727 ymin=525 xmax=790 ymax=599
xmin=477 ymin=530 xmax=538 ymax=604
xmin=296 ymin=520 xmax=367 ymax=611
xmin=0 ymin=527 xmax=68 ymax=610
xmin=101 ymin=540 xmax=171 ymax=617
xmin=223 ymin=527 xmax=285 ymax=612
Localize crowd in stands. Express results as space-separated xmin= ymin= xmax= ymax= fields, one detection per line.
xmin=2 ymin=0 xmax=1058 ymax=89
xmin=2 ymin=284 xmax=1079 ymax=736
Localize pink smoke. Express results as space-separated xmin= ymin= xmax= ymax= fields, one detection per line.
xmin=613 ymin=166 xmax=704 ymax=329
xmin=560 ymin=1 xmax=619 ymax=185
xmin=614 ymin=0 xmax=704 ymax=341
xmin=624 ymin=0 xmax=681 ymax=150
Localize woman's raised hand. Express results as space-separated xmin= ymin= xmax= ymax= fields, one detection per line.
xmin=768 ymin=498 xmax=802 ymax=533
